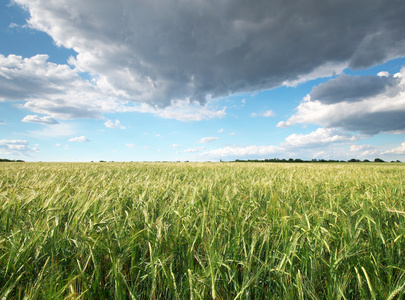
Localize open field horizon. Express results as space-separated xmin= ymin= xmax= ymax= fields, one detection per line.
xmin=1 ymin=162 xmax=405 ymax=299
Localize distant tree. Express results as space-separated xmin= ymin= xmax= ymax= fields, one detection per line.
xmin=363 ymin=159 xmax=370 ymax=162
xmin=0 ymin=158 xmax=25 ymax=162
xmin=348 ymin=158 xmax=360 ymax=162
xmin=374 ymin=158 xmax=385 ymax=162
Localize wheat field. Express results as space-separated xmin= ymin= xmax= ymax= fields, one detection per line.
xmin=1 ymin=162 xmax=405 ymax=299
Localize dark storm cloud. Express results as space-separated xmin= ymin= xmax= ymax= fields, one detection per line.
xmin=310 ymin=74 xmax=401 ymax=104
xmin=279 ymin=66 xmax=405 ymax=135
xmin=13 ymin=0 xmax=405 ymax=106
xmin=329 ymin=110 xmax=405 ymax=135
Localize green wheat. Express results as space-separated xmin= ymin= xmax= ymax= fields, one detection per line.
xmin=0 ymin=162 xmax=404 ymax=299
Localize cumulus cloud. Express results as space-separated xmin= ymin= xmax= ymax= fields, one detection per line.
xmin=0 ymin=139 xmax=38 ymax=156
xmin=0 ymin=54 xmax=226 ymax=121
xmin=251 ymin=110 xmax=275 ymax=117
xmin=104 ymin=119 xmax=125 ymax=129
xmin=0 ymin=120 xmax=6 ymax=125
xmin=184 ymin=146 xmax=205 ymax=153
xmin=0 ymin=54 xmax=129 ymax=119
xmin=198 ymin=137 xmax=219 ymax=144
xmin=202 ymin=128 xmax=362 ymax=159
xmin=22 ymin=114 xmax=59 ymax=125
xmin=283 ymin=128 xmax=358 ymax=148
xmin=202 ymin=145 xmax=279 ymax=157
xmin=384 ymin=142 xmax=405 ymax=154
xmin=12 ymin=0 xmax=405 ymax=107
xmin=126 ymin=143 xmax=135 ymax=148
xmin=278 ymin=68 xmax=405 ymax=134
xmin=68 ymin=136 xmax=90 ymax=142
xmin=350 ymin=144 xmax=379 ymax=157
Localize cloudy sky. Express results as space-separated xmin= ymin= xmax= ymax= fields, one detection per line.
xmin=1 ymin=0 xmax=405 ymax=162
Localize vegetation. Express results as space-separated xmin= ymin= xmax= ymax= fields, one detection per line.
xmin=232 ymin=158 xmax=400 ymax=163
xmin=1 ymin=162 xmax=405 ymax=299
xmin=0 ymin=158 xmax=24 ymax=162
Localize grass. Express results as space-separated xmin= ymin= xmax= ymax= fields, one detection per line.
xmin=1 ymin=162 xmax=405 ymax=299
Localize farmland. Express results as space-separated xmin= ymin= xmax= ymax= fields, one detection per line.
xmin=1 ymin=162 xmax=405 ymax=299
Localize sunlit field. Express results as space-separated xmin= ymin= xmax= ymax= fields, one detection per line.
xmin=1 ymin=162 xmax=405 ymax=299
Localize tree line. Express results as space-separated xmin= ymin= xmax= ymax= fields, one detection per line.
xmin=0 ymin=158 xmax=25 ymax=162
xmin=230 ymin=158 xmax=401 ymax=163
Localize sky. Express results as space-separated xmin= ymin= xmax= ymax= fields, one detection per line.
xmin=1 ymin=0 xmax=405 ymax=162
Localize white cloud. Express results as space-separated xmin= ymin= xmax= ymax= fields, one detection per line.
xmin=349 ymin=144 xmax=379 ymax=157
xmin=384 ymin=142 xmax=405 ymax=154
xmin=350 ymin=144 xmax=374 ymax=152
xmin=172 ymin=144 xmax=182 ymax=148
xmin=0 ymin=120 xmax=5 ymax=125
xmin=0 ymin=54 xmax=226 ymax=122
xmin=262 ymin=110 xmax=275 ymax=117
xmin=283 ymin=128 xmax=358 ymax=148
xmin=202 ymin=145 xmax=279 ymax=157
xmin=104 ymin=119 xmax=126 ymax=129
xmin=0 ymin=139 xmax=38 ymax=156
xmin=68 ymin=136 xmax=90 ymax=142
xmin=229 ymin=132 xmax=236 ymax=136
xmin=55 ymin=143 xmax=61 ymax=147
xmin=218 ymin=128 xmax=224 ymax=133
xmin=378 ymin=71 xmax=390 ymax=77
xmin=201 ymin=128 xmax=365 ymax=159
xmin=251 ymin=110 xmax=275 ymax=117
xmin=126 ymin=143 xmax=135 ymax=148
xmin=0 ymin=54 xmax=130 ymax=120
xmin=184 ymin=146 xmax=205 ymax=153
xmin=22 ymin=114 xmax=59 ymax=125
xmin=198 ymin=137 xmax=219 ymax=144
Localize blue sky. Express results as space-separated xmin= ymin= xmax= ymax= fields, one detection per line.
xmin=1 ymin=0 xmax=405 ymax=162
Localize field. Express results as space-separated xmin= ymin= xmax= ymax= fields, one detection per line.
xmin=1 ymin=162 xmax=405 ymax=299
